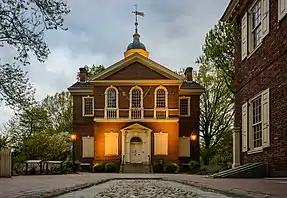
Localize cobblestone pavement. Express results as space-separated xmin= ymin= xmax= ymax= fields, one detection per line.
xmin=1 ymin=173 xmax=287 ymax=198
xmin=59 ymin=180 xmax=231 ymax=198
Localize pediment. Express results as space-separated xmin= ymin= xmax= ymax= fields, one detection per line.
xmin=121 ymin=123 xmax=152 ymax=132
xmin=91 ymin=53 xmax=184 ymax=81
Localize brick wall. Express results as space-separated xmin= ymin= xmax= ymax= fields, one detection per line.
xmin=234 ymin=0 xmax=287 ymax=174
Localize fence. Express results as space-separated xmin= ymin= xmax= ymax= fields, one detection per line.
xmin=0 ymin=149 xmax=11 ymax=177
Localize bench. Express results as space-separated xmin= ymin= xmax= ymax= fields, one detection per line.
xmin=25 ymin=160 xmax=43 ymax=175
xmin=44 ymin=161 xmax=63 ymax=173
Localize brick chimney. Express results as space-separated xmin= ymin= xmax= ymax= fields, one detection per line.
xmin=184 ymin=67 xmax=193 ymax=82
xmin=78 ymin=67 xmax=88 ymax=83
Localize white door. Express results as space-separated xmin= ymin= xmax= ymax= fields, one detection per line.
xmin=130 ymin=142 xmax=143 ymax=163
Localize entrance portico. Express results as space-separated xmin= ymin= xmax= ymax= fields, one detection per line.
xmin=121 ymin=123 xmax=152 ymax=164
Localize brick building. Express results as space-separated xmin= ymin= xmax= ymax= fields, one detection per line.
xmin=222 ymin=0 xmax=287 ymax=176
xmin=68 ymin=22 xmax=203 ymax=171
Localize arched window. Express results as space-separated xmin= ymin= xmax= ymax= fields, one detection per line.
xmin=105 ymin=86 xmax=119 ymax=118
xmin=154 ymin=86 xmax=168 ymax=118
xmin=129 ymin=86 xmax=143 ymax=119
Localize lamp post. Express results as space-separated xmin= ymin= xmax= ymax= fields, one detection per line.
xmin=190 ymin=132 xmax=197 ymax=161
xmin=71 ymin=133 xmax=77 ymax=173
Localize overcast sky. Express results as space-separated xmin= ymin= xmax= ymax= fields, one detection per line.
xmin=0 ymin=0 xmax=229 ymax=125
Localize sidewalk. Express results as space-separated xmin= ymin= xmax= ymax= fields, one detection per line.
xmin=164 ymin=174 xmax=287 ymax=198
xmin=0 ymin=173 xmax=286 ymax=198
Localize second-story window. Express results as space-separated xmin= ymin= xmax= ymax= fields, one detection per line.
xmin=154 ymin=86 xmax=168 ymax=118
xmin=251 ymin=1 xmax=262 ymax=50
xmin=105 ymin=86 xmax=119 ymax=119
xmin=129 ymin=86 xmax=143 ymax=119
xmin=82 ymin=96 xmax=94 ymax=117
xmin=179 ymin=97 xmax=190 ymax=117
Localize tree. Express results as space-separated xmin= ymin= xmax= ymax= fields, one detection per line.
xmin=0 ymin=0 xmax=70 ymax=110
xmin=41 ymin=91 xmax=73 ymax=132
xmin=85 ymin=64 xmax=105 ymax=77
xmin=197 ymin=21 xmax=235 ymax=94
xmin=195 ymin=64 xmax=234 ymax=165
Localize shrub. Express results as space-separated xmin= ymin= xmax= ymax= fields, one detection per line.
xmin=62 ymin=160 xmax=80 ymax=173
xmin=153 ymin=163 xmax=165 ymax=173
xmin=93 ymin=162 xmax=106 ymax=173
xmin=165 ymin=162 xmax=178 ymax=173
xmin=104 ymin=162 xmax=117 ymax=173
xmin=188 ymin=160 xmax=200 ymax=174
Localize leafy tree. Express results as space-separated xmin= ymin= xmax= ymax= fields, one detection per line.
xmin=197 ymin=21 xmax=235 ymax=94
xmin=0 ymin=0 xmax=70 ymax=110
xmin=85 ymin=64 xmax=105 ymax=77
xmin=195 ymin=64 xmax=234 ymax=165
xmin=19 ymin=131 xmax=70 ymax=161
xmin=41 ymin=91 xmax=73 ymax=132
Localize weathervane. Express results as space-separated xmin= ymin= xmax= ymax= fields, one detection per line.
xmin=132 ymin=4 xmax=145 ymax=34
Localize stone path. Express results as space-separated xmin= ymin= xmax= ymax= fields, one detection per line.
xmin=0 ymin=173 xmax=286 ymax=198
xmin=59 ymin=179 xmax=231 ymax=198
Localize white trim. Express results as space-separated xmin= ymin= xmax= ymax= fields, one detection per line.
xmin=179 ymin=96 xmax=190 ymax=117
xmin=91 ymin=53 xmax=184 ymax=81
xmin=104 ymin=85 xmax=119 ymax=119
xmin=82 ymin=96 xmax=94 ymax=117
xmin=154 ymin=85 xmax=169 ymax=118
xmin=278 ymin=0 xmax=287 ymax=21
xmin=121 ymin=123 xmax=152 ymax=164
xmin=129 ymin=85 xmax=144 ymax=119
xmin=94 ymin=118 xmax=179 ymax=122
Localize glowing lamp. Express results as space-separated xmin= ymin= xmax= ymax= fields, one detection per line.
xmin=71 ymin=133 xmax=77 ymax=141
xmin=190 ymin=133 xmax=197 ymax=141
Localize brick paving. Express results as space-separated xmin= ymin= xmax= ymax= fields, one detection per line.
xmin=0 ymin=173 xmax=286 ymax=198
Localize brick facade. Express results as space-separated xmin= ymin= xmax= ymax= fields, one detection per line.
xmin=226 ymin=0 xmax=287 ymax=176
xmin=69 ymin=54 xmax=203 ymax=166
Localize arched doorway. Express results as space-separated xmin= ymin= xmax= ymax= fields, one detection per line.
xmin=130 ymin=136 xmax=143 ymax=163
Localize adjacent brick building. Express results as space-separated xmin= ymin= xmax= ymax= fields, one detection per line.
xmin=68 ymin=27 xmax=203 ymax=169
xmin=222 ymin=0 xmax=287 ymax=176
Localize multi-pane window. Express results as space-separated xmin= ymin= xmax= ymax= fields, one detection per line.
xmin=105 ymin=86 xmax=118 ymax=118
xmin=154 ymin=86 xmax=168 ymax=118
xmin=252 ymin=96 xmax=262 ymax=148
xmin=156 ymin=89 xmax=166 ymax=108
xmin=132 ymin=89 xmax=141 ymax=108
xmin=251 ymin=1 xmax=262 ymax=49
xmin=83 ymin=97 xmax=94 ymax=116
xmin=107 ymin=88 xmax=117 ymax=108
xmin=179 ymin=97 xmax=190 ymax=116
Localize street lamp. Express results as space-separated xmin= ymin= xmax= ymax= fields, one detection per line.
xmin=190 ymin=132 xmax=197 ymax=161
xmin=71 ymin=133 xmax=77 ymax=173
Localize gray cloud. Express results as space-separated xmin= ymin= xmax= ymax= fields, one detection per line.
xmin=0 ymin=0 xmax=229 ymax=124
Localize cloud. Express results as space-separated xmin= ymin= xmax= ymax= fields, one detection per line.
xmin=0 ymin=0 xmax=229 ymax=124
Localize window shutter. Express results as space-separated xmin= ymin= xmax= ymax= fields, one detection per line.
xmin=82 ymin=136 xmax=94 ymax=158
xmin=262 ymin=88 xmax=270 ymax=148
xmin=154 ymin=133 xmax=168 ymax=155
xmin=241 ymin=13 xmax=248 ymax=60
xmin=278 ymin=0 xmax=287 ymax=21
xmin=104 ymin=133 xmax=119 ymax=156
xmin=242 ymin=102 xmax=248 ymax=152
xmin=179 ymin=137 xmax=190 ymax=157
xmin=261 ymin=0 xmax=270 ymax=38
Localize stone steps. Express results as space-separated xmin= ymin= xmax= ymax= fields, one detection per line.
xmin=121 ymin=164 xmax=151 ymax=173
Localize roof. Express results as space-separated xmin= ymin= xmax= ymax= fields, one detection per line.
xmin=68 ymin=81 xmax=92 ymax=91
xmin=220 ymin=0 xmax=239 ymax=22
xmin=180 ymin=81 xmax=204 ymax=90
xmin=90 ymin=53 xmax=184 ymax=81
xmin=127 ymin=34 xmax=146 ymax=51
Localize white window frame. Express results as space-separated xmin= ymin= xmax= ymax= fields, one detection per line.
xmin=242 ymin=0 xmax=269 ymax=60
xmin=154 ymin=85 xmax=169 ymax=119
xmin=278 ymin=0 xmax=287 ymax=21
xmin=248 ymin=0 xmax=263 ymax=53
xmin=129 ymin=85 xmax=144 ymax=119
xmin=246 ymin=88 xmax=270 ymax=154
xmin=82 ymin=96 xmax=94 ymax=117
xmin=104 ymin=85 xmax=119 ymax=119
xmin=179 ymin=96 xmax=190 ymax=117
